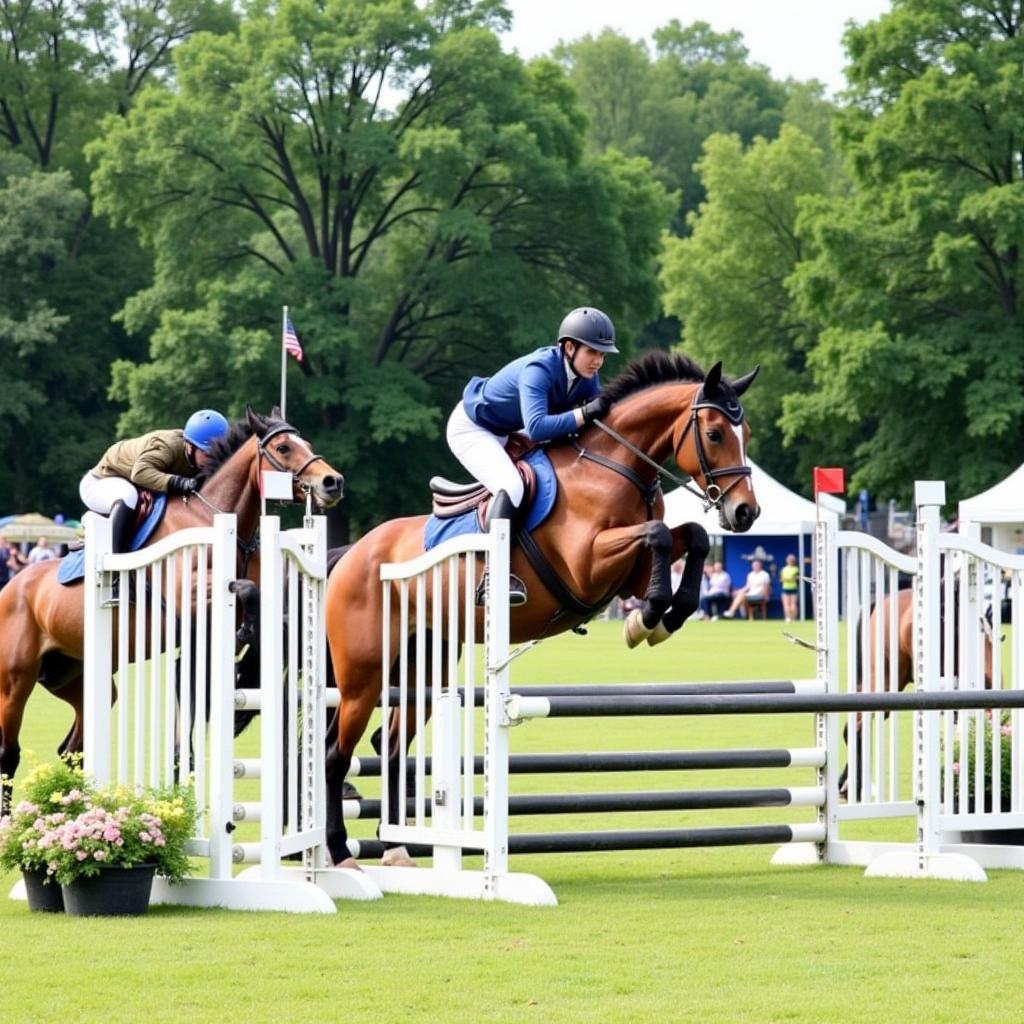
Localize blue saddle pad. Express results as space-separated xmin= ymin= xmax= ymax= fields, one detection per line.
xmin=424 ymin=449 xmax=557 ymax=551
xmin=57 ymin=495 xmax=168 ymax=585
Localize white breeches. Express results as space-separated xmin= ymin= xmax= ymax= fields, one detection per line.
xmin=446 ymin=402 xmax=525 ymax=506
xmin=79 ymin=472 xmax=139 ymax=514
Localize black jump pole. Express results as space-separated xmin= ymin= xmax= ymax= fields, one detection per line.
xmin=536 ymin=690 xmax=1024 ymax=718
xmin=384 ymin=680 xmax=810 ymax=707
xmin=343 ymin=787 xmax=815 ymax=819
xmin=349 ymin=747 xmax=815 ymax=776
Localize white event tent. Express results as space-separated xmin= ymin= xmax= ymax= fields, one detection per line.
xmin=958 ymin=463 xmax=1024 ymax=555
xmin=662 ymin=458 xmax=823 ymax=536
xmin=662 ymin=459 xmax=844 ymax=620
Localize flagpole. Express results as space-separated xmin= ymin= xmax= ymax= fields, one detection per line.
xmin=280 ymin=305 xmax=288 ymax=419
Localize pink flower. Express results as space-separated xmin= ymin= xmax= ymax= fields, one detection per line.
xmin=75 ymin=850 xmax=88 ymax=861
xmin=94 ymin=850 xmax=107 ymax=861
xmin=139 ymin=831 xmax=152 ymax=843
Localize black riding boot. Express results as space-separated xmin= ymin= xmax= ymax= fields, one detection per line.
xmin=477 ymin=490 xmax=528 ymax=608
xmin=109 ymin=500 xmax=136 ymax=555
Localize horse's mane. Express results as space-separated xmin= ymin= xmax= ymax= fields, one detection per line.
xmin=195 ymin=409 xmax=288 ymax=486
xmin=600 ymin=350 xmax=706 ymax=407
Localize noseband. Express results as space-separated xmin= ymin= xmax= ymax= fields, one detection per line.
xmin=258 ymin=422 xmax=327 ymax=495
xmin=672 ymin=389 xmax=752 ymax=510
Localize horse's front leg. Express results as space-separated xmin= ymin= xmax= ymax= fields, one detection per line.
xmin=592 ymin=521 xmax=675 ymax=648
xmin=645 ymin=522 xmax=711 ymax=646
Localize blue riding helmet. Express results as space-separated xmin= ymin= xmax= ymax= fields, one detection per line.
xmin=557 ymin=307 xmax=619 ymax=354
xmin=183 ymin=409 xmax=230 ymax=452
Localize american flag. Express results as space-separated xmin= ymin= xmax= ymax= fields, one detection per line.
xmin=283 ymin=316 xmax=303 ymax=362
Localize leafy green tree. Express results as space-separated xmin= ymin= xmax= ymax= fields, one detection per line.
xmin=90 ymin=0 xmax=671 ymax=536
xmin=660 ymin=126 xmax=829 ymax=483
xmin=782 ymin=0 xmax=1024 ymax=501
xmin=0 ymin=152 xmax=89 ymax=509
xmin=557 ymin=22 xmax=788 ymax=222
xmin=0 ymin=0 xmax=235 ymax=515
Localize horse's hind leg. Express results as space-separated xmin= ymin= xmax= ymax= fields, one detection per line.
xmin=645 ymin=522 xmax=710 ymax=647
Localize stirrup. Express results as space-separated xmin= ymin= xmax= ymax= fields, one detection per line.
xmin=475 ymin=572 xmax=528 ymax=608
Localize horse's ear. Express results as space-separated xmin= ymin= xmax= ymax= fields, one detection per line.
xmin=704 ymin=361 xmax=723 ymax=394
xmin=732 ymin=365 xmax=761 ymax=397
xmin=246 ymin=405 xmax=267 ymax=435
xmin=270 ymin=405 xmax=283 ymax=420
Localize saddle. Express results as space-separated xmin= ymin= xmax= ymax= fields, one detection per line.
xmin=66 ymin=489 xmax=161 ymax=552
xmin=430 ymin=434 xmax=540 ymax=524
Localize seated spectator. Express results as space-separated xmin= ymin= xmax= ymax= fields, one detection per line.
xmin=723 ymin=559 xmax=772 ymax=619
xmin=700 ymin=561 xmax=732 ymax=620
xmin=27 ymin=536 xmax=57 ymax=564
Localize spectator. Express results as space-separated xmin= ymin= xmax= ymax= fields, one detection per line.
xmin=780 ymin=554 xmax=800 ymax=622
xmin=27 ymin=536 xmax=57 ymax=564
xmin=723 ymin=559 xmax=772 ymax=619
xmin=0 ymin=535 xmax=12 ymax=589
xmin=700 ymin=561 xmax=732 ymax=620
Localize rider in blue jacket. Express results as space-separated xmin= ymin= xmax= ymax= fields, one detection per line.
xmin=447 ymin=307 xmax=618 ymax=605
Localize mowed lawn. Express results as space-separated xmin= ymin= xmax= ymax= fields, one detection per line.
xmin=3 ymin=617 xmax=1024 ymax=1024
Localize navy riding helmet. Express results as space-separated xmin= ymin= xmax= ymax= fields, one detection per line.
xmin=183 ymin=409 xmax=230 ymax=452
xmin=557 ymin=307 xmax=619 ymax=354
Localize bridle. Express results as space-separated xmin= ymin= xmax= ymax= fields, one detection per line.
xmin=256 ymin=422 xmax=327 ymax=488
xmin=671 ymin=389 xmax=752 ymax=509
xmin=578 ymin=387 xmax=751 ymax=515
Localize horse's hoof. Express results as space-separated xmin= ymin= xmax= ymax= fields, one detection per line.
xmin=646 ymin=621 xmax=674 ymax=647
xmin=337 ymin=856 xmax=361 ymax=871
xmin=381 ymin=845 xmax=417 ymax=868
xmin=623 ymin=608 xmax=652 ymax=649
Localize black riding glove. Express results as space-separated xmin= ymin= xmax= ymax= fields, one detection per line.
xmin=167 ymin=474 xmax=198 ymax=495
xmin=580 ymin=395 xmax=610 ymax=424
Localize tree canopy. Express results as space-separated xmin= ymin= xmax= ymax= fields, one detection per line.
xmin=781 ymin=0 xmax=1024 ymax=499
xmin=89 ymin=0 xmax=671 ymax=533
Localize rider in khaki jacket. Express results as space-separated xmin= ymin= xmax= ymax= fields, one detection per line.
xmin=79 ymin=410 xmax=229 ymax=554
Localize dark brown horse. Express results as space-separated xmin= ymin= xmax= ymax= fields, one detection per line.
xmin=840 ymin=587 xmax=997 ymax=799
xmin=0 ymin=408 xmax=343 ymax=805
xmin=323 ymin=352 xmax=760 ymax=867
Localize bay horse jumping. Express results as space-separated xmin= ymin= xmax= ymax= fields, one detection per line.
xmin=323 ymin=352 xmax=760 ymax=868
xmin=840 ymin=586 xmax=997 ymax=799
xmin=0 ymin=407 xmax=343 ymax=807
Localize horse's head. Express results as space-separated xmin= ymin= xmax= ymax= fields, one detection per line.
xmin=243 ymin=406 xmax=344 ymax=508
xmin=674 ymin=361 xmax=760 ymax=532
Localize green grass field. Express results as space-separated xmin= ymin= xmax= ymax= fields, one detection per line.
xmin=3 ymin=618 xmax=1023 ymax=1024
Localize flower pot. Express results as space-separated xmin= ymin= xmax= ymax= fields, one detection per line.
xmin=21 ymin=867 xmax=65 ymax=913
xmin=61 ymin=863 xmax=156 ymax=917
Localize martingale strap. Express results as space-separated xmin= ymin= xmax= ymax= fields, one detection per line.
xmin=570 ymin=439 xmax=662 ymax=517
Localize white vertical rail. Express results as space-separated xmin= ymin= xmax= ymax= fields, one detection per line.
xmin=482 ymin=519 xmax=511 ymax=890
xmin=817 ymin=504 xmax=840 ymax=858
xmin=914 ymin=481 xmax=945 ymax=867
xmin=259 ymin=515 xmax=285 ymax=878
xmin=83 ymin=512 xmax=114 ymax=785
xmin=207 ymin=513 xmax=237 ymax=881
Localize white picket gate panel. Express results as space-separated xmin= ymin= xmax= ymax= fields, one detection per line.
xmin=359 ymin=520 xmax=554 ymax=905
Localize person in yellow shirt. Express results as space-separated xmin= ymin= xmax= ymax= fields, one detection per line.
xmin=780 ymin=553 xmax=800 ymax=622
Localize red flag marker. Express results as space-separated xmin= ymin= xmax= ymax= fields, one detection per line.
xmin=813 ymin=467 xmax=845 ymax=498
